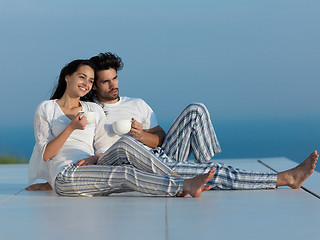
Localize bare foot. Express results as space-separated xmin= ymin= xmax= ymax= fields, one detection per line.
xmin=25 ymin=182 xmax=53 ymax=191
xmin=180 ymin=167 xmax=216 ymax=198
xmin=277 ymin=151 xmax=318 ymax=189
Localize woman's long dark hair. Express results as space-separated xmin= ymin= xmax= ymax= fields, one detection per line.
xmin=50 ymin=59 xmax=95 ymax=100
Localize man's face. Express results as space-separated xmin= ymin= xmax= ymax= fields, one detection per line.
xmin=93 ymin=68 xmax=119 ymax=104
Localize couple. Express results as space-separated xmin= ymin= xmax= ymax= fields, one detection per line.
xmin=27 ymin=52 xmax=318 ymax=198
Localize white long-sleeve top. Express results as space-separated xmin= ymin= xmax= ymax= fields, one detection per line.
xmin=28 ymin=100 xmax=112 ymax=190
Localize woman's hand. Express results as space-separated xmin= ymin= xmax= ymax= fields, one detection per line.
xmin=70 ymin=112 xmax=87 ymax=130
xmin=43 ymin=113 xmax=87 ymax=161
xmin=76 ymin=155 xmax=100 ymax=166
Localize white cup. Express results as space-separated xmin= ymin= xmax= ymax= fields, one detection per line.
xmin=79 ymin=111 xmax=95 ymax=124
xmin=84 ymin=111 xmax=95 ymax=124
xmin=112 ymin=119 xmax=132 ymax=135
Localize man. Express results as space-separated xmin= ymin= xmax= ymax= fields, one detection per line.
xmin=85 ymin=52 xmax=318 ymax=191
xmin=89 ymin=52 xmax=222 ymax=164
xmin=26 ymin=53 xmax=318 ymax=191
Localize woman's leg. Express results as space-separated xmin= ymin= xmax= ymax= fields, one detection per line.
xmin=97 ymin=135 xmax=174 ymax=176
xmin=28 ymin=151 xmax=318 ymax=192
xmin=25 ymin=182 xmax=52 ymax=191
xmin=54 ymin=164 xmax=215 ymax=198
xmin=160 ymin=103 xmax=221 ymax=163
xmin=26 ymin=136 xmax=177 ymax=191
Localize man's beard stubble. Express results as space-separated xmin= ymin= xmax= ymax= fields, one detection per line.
xmin=108 ymin=88 xmax=120 ymax=101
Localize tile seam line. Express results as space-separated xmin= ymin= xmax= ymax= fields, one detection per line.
xmin=0 ymin=188 xmax=25 ymax=205
xmin=257 ymin=159 xmax=320 ymax=200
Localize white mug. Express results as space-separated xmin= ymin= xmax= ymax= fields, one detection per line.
xmin=84 ymin=111 xmax=95 ymax=124
xmin=79 ymin=111 xmax=95 ymax=124
xmin=112 ymin=119 xmax=132 ymax=135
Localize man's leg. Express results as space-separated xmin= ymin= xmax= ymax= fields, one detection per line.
xmin=276 ymin=151 xmax=318 ymax=188
xmin=160 ymin=103 xmax=221 ymax=163
xmin=54 ymin=164 xmax=215 ymax=198
xmin=165 ymin=162 xmax=277 ymax=190
xmin=165 ymin=151 xmax=318 ymax=190
xmin=27 ymin=151 xmax=317 ymax=192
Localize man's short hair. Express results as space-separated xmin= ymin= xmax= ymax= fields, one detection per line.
xmin=90 ymin=52 xmax=124 ymax=72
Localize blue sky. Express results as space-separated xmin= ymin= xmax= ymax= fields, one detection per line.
xmin=1 ymin=0 xmax=319 ymax=127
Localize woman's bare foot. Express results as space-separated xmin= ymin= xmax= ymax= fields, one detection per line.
xmin=180 ymin=167 xmax=216 ymax=198
xmin=25 ymin=182 xmax=53 ymax=191
xmin=277 ymin=151 xmax=318 ymax=189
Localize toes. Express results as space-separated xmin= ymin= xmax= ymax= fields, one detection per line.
xmin=205 ymin=167 xmax=216 ymax=182
xmin=202 ymin=185 xmax=213 ymax=191
xmin=311 ymin=151 xmax=317 ymax=158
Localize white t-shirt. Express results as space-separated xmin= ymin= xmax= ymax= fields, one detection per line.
xmin=28 ymin=100 xmax=112 ymax=189
xmin=96 ymin=96 xmax=158 ymax=147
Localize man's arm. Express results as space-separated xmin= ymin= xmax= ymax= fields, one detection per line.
xmin=130 ymin=118 xmax=166 ymax=148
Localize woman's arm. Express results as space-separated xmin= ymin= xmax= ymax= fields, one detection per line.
xmin=43 ymin=112 xmax=87 ymax=161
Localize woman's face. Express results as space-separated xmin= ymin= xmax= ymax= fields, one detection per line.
xmin=65 ymin=65 xmax=95 ymax=98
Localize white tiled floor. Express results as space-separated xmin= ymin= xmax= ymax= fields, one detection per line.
xmin=0 ymin=158 xmax=319 ymax=240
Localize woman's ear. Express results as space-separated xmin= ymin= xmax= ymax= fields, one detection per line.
xmin=92 ymin=84 xmax=96 ymax=90
xmin=65 ymin=75 xmax=70 ymax=83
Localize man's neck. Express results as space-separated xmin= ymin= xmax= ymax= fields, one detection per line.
xmin=97 ymin=96 xmax=120 ymax=105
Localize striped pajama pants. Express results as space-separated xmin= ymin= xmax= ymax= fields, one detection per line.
xmin=157 ymin=103 xmax=277 ymax=189
xmin=160 ymin=103 xmax=222 ymax=163
xmin=55 ymin=135 xmax=276 ymax=197
xmin=55 ymin=136 xmax=184 ymax=197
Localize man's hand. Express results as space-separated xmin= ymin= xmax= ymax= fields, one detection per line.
xmin=129 ymin=118 xmax=166 ymax=148
xmin=129 ymin=118 xmax=144 ymax=142
xmin=76 ymin=155 xmax=99 ymax=166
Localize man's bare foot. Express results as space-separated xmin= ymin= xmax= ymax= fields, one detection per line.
xmin=25 ymin=182 xmax=53 ymax=191
xmin=277 ymin=151 xmax=318 ymax=189
xmin=180 ymin=167 xmax=216 ymax=198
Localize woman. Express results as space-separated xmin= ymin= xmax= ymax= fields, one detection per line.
xmin=28 ymin=59 xmax=215 ymax=197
